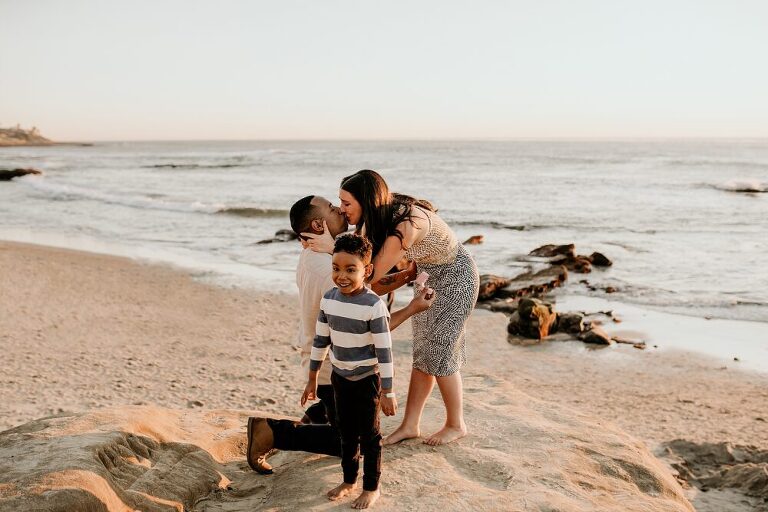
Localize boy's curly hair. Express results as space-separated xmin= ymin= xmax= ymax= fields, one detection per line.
xmin=333 ymin=233 xmax=373 ymax=264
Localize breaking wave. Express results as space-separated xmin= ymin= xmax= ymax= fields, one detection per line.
xmin=16 ymin=178 xmax=286 ymax=218
xmin=143 ymin=163 xmax=252 ymax=170
xmin=711 ymin=180 xmax=768 ymax=193
xmin=215 ymin=207 xmax=288 ymax=218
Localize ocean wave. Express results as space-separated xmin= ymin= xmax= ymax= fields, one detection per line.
xmin=216 ymin=207 xmax=288 ymax=218
xmin=15 ymin=178 xmax=286 ymax=218
xmin=711 ymin=180 xmax=768 ymax=193
xmin=453 ymin=220 xmax=527 ymax=231
xmin=450 ymin=219 xmax=662 ymax=235
xmin=20 ymin=179 xmax=216 ymax=213
xmin=143 ymin=163 xmax=252 ymax=170
xmin=565 ymin=278 xmax=768 ymax=320
xmin=664 ymin=158 xmax=768 ymax=170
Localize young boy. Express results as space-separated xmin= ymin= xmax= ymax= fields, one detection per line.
xmin=301 ymin=234 xmax=396 ymax=510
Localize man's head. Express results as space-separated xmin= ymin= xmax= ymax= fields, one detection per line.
xmin=289 ymin=195 xmax=348 ymax=240
xmin=331 ymin=234 xmax=373 ymax=295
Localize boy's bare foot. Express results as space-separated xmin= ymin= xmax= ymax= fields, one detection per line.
xmin=327 ymin=482 xmax=355 ymax=501
xmin=352 ymin=489 xmax=380 ymax=509
xmin=382 ymin=425 xmax=419 ymax=445
xmin=424 ymin=424 xmax=467 ymax=446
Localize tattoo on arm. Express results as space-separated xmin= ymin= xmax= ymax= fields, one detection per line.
xmin=378 ymin=274 xmax=397 ymax=285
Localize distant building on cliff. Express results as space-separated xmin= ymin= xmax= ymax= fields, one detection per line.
xmin=0 ymin=124 xmax=53 ymax=146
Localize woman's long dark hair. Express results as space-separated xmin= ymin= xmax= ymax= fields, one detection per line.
xmin=340 ymin=170 xmax=434 ymax=257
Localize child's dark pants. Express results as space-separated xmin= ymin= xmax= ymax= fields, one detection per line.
xmin=331 ymin=371 xmax=382 ymax=491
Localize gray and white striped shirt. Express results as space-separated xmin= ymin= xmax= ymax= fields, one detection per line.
xmin=310 ymin=287 xmax=394 ymax=389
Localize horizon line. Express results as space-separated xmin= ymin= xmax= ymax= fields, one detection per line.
xmin=46 ymin=135 xmax=768 ymax=143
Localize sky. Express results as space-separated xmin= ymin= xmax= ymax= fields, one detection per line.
xmin=1 ymin=1 xmax=767 ymax=141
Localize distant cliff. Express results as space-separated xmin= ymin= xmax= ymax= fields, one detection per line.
xmin=0 ymin=125 xmax=53 ymax=146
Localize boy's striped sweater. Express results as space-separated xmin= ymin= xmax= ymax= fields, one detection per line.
xmin=310 ymin=287 xmax=394 ymax=389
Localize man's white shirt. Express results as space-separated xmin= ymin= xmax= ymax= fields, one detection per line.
xmin=296 ymin=248 xmax=334 ymax=386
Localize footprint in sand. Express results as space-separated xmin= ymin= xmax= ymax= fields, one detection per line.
xmin=463 ymin=374 xmax=501 ymax=394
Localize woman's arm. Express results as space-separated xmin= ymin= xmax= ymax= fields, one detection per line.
xmin=369 ymin=211 xmax=428 ymax=292
xmin=369 ymin=235 xmax=409 ymax=293
xmin=370 ymin=265 xmax=415 ymax=295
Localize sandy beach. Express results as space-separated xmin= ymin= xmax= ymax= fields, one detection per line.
xmin=1 ymin=241 xmax=766 ymax=511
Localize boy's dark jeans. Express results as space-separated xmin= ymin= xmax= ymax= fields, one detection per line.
xmin=332 ymin=371 xmax=382 ymax=492
xmin=269 ymin=384 xmax=341 ymax=457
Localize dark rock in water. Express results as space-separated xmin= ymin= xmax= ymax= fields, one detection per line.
xmin=275 ymin=229 xmax=298 ymax=241
xmin=721 ymin=182 xmax=768 ymax=194
xmin=506 ymin=311 xmax=521 ymax=335
xmin=529 ymin=244 xmax=576 ymax=259
xmin=604 ymin=286 xmax=617 ymax=294
xmin=555 ymin=313 xmax=584 ymax=334
xmin=612 ymin=336 xmax=645 ymax=348
xmin=578 ymin=326 xmax=614 ymax=345
xmin=568 ymin=256 xmax=592 ymax=274
xmin=0 ymin=168 xmax=43 ymax=181
xmin=492 ymin=266 xmax=568 ymax=301
xmin=257 ymin=229 xmax=299 ymax=244
xmin=510 ymin=298 xmax=558 ymax=340
xmin=463 ymin=235 xmax=484 ymax=245
xmin=478 ymin=274 xmax=513 ymax=301
xmin=488 ymin=299 xmax=518 ymax=315
xmin=526 ymin=244 xmax=610 ymax=274
xmin=590 ymin=251 xmax=613 ymax=267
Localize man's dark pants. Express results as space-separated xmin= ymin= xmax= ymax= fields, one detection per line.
xmin=268 ymin=384 xmax=341 ymax=456
xmin=332 ymin=372 xmax=382 ymax=492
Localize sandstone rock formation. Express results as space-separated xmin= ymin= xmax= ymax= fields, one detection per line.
xmin=507 ymin=298 xmax=557 ymax=339
xmin=478 ymin=266 xmax=568 ymax=304
xmin=0 ymin=399 xmax=694 ymax=511
xmin=578 ymin=325 xmax=615 ymax=345
xmin=663 ymin=440 xmax=768 ymax=511
xmin=478 ymin=274 xmax=513 ymax=301
xmin=555 ymin=312 xmax=585 ymax=334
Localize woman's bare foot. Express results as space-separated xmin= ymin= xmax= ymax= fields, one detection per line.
xmin=327 ymin=482 xmax=355 ymax=501
xmin=424 ymin=424 xmax=467 ymax=446
xmin=382 ymin=424 xmax=420 ymax=445
xmin=352 ymin=489 xmax=380 ymax=509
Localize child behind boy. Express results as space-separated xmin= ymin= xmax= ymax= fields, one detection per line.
xmin=301 ymin=234 xmax=397 ymax=509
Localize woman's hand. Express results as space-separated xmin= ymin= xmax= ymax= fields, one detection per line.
xmin=301 ymin=220 xmax=335 ymax=254
xmin=408 ymin=286 xmax=436 ymax=314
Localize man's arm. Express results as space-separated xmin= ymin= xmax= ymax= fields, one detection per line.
xmin=389 ymin=286 xmax=436 ymax=331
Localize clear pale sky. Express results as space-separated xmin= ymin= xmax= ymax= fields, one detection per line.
xmin=1 ymin=1 xmax=767 ymax=140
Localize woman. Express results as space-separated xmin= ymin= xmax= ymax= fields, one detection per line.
xmin=306 ymin=170 xmax=479 ymax=446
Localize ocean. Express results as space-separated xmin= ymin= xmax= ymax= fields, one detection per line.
xmin=2 ymin=139 xmax=767 ymax=325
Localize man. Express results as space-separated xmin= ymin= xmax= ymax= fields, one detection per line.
xmin=246 ymin=195 xmax=434 ymax=474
